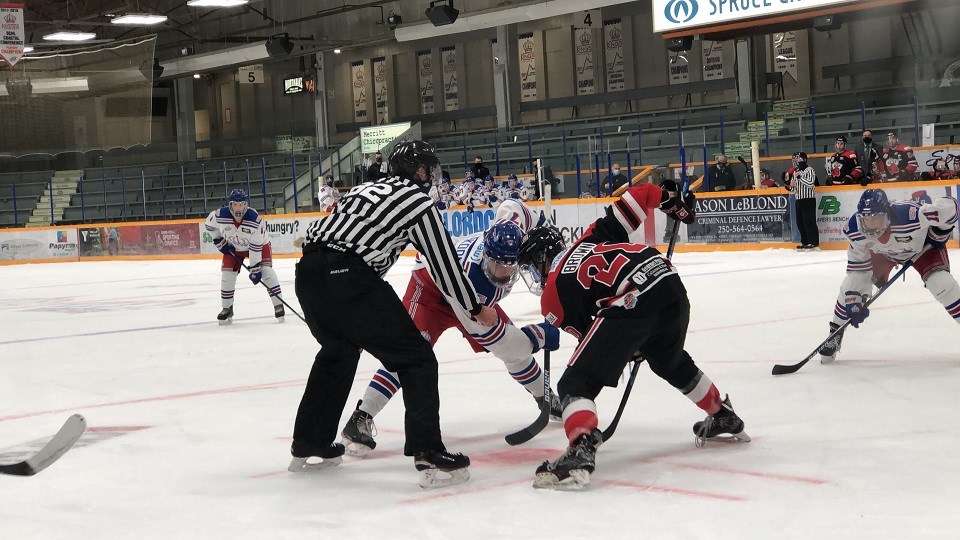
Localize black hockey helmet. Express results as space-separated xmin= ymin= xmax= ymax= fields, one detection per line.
xmin=792 ymin=151 xmax=808 ymax=166
xmin=389 ymin=140 xmax=441 ymax=184
xmin=517 ymin=225 xmax=566 ymax=296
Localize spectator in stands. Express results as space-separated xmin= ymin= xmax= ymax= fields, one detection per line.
xmin=707 ymin=155 xmax=737 ymax=191
xmin=470 ymin=156 xmax=491 ymax=180
xmin=366 ymin=151 xmax=388 ymax=182
xmin=825 ymin=136 xmax=863 ymax=185
xmin=854 ymin=130 xmax=885 ymax=185
xmin=601 ymin=164 xmax=629 ymax=195
xmin=882 ymin=131 xmax=919 ymax=181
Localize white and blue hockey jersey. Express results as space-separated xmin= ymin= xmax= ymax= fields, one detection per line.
xmin=204 ymin=207 xmax=269 ymax=265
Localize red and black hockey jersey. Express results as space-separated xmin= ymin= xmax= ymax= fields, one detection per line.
xmin=826 ymin=149 xmax=863 ymax=185
xmin=540 ymin=183 xmax=685 ymax=339
xmin=882 ymin=143 xmax=919 ymax=180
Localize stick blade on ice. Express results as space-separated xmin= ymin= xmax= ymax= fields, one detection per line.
xmin=0 ymin=414 xmax=86 ymax=477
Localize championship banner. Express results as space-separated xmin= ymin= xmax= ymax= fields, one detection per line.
xmin=440 ymin=45 xmax=459 ymax=111
xmin=416 ymin=50 xmax=435 ymax=115
xmin=0 ymin=3 xmax=25 ymax=68
xmin=518 ymin=32 xmax=538 ymax=102
xmin=668 ymin=50 xmax=690 ymax=85
xmin=573 ymin=27 xmax=596 ymax=95
xmin=773 ymin=32 xmax=798 ymax=83
xmin=603 ymin=19 xmax=625 ymax=92
xmin=350 ymin=60 xmax=367 ymax=122
xmin=702 ymin=40 xmax=724 ymax=80
xmin=372 ymin=56 xmax=389 ymax=124
xmin=0 ymin=228 xmax=78 ymax=262
xmin=686 ymin=194 xmax=792 ymax=243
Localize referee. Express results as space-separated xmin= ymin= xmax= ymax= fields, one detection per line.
xmin=787 ymin=152 xmax=819 ymax=251
xmin=291 ymin=140 xmax=496 ymax=487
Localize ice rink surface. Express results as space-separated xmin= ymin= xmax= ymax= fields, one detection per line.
xmin=2 ymin=249 xmax=960 ymax=539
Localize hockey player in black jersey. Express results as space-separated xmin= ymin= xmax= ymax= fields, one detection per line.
xmin=520 ymin=181 xmax=750 ymax=490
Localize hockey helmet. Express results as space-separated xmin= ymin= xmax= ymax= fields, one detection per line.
xmin=228 ymin=188 xmax=249 ymax=219
xmin=389 ymin=140 xmax=441 ymax=185
xmin=517 ymin=225 xmax=566 ymax=296
xmin=482 ymin=221 xmax=523 ymax=288
xmin=792 ymin=151 xmax=808 ymax=165
xmin=507 ymin=174 xmax=519 ymax=185
xmin=856 ymin=189 xmax=892 ymax=236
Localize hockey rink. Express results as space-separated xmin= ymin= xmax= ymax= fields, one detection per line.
xmin=2 ymin=249 xmax=959 ymax=539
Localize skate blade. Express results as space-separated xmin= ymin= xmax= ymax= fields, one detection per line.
xmin=218 ymin=317 xmax=233 ymax=326
xmin=532 ymin=469 xmax=590 ymax=490
xmin=419 ymin=467 xmax=470 ymax=489
xmin=276 ymin=316 xmax=285 ymax=324
xmin=287 ymin=456 xmax=342 ymax=472
xmin=820 ymin=354 xmax=836 ymax=364
xmin=343 ymin=441 xmax=373 ymax=458
xmin=698 ymin=431 xmax=752 ymax=446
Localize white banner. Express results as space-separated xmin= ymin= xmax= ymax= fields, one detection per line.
xmin=574 ymin=27 xmax=596 ymax=95
xmin=440 ymin=46 xmax=459 ymax=111
xmin=653 ymin=0 xmax=860 ymax=33
xmin=702 ymin=40 xmax=724 ymax=80
xmin=669 ymin=50 xmax=690 ymax=85
xmin=603 ymin=19 xmax=625 ymax=92
xmin=0 ymin=2 xmax=25 ymax=68
xmin=372 ymin=57 xmax=389 ymax=124
xmin=773 ymin=32 xmax=798 ymax=83
xmin=518 ymin=32 xmax=538 ymax=102
xmin=350 ymin=61 xmax=367 ymax=122
xmin=0 ymin=228 xmax=78 ymax=262
xmin=416 ymin=50 xmax=435 ymax=115
xmin=360 ymin=122 xmax=413 ymax=154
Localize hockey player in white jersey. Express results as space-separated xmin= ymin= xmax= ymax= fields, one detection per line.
xmin=481 ymin=176 xmax=501 ymax=208
xmin=428 ymin=177 xmax=455 ymax=210
xmin=455 ymin=177 xmax=477 ymax=206
xmin=340 ymin=206 xmax=558 ymax=457
xmin=316 ymin=175 xmax=340 ymax=213
xmin=819 ymin=188 xmax=960 ymax=362
xmin=501 ymin=174 xmax=530 ymax=202
xmin=204 ymin=189 xmax=286 ymax=324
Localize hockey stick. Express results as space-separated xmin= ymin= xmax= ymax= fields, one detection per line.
xmin=505 ymin=350 xmax=551 ymax=445
xmin=0 ymin=414 xmax=86 ymax=476
xmin=603 ymin=152 xmax=691 ymax=442
xmin=226 ymin=251 xmax=307 ymax=323
xmin=772 ymin=259 xmax=915 ymax=375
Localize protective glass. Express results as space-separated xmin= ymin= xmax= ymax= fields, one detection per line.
xmin=857 ymin=212 xmax=890 ymax=236
xmin=229 ymin=200 xmax=248 ymax=219
xmin=483 ymin=255 xmax=519 ymax=289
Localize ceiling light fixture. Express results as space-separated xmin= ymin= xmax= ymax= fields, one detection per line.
xmin=333 ymin=48 xmax=342 ymax=54
xmin=112 ymin=13 xmax=169 ymax=25
xmin=186 ymin=0 xmax=250 ymax=7
xmin=42 ymin=31 xmax=97 ymax=42
xmin=193 ymin=73 xmax=202 ymax=79
xmin=23 ymin=45 xmax=34 ymax=53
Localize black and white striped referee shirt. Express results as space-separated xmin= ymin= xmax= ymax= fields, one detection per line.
xmin=303 ymin=176 xmax=483 ymax=315
xmin=791 ymin=166 xmax=817 ymax=199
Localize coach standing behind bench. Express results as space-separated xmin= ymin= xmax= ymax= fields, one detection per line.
xmin=291 ymin=140 xmax=497 ymax=487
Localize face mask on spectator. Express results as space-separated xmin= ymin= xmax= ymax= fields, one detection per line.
xmin=612 ymin=168 xmax=620 ymax=175
xmin=863 ymin=137 xmax=872 ymax=144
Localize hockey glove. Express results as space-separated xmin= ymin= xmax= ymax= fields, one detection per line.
xmin=522 ymin=322 xmax=560 ymax=353
xmin=660 ymin=195 xmax=696 ymax=224
xmin=248 ymin=264 xmax=263 ymax=285
xmin=844 ymin=292 xmax=870 ymax=328
xmin=214 ymin=237 xmax=235 ymax=256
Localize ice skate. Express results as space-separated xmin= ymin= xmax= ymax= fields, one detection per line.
xmin=796 ymin=244 xmax=811 ymax=252
xmin=693 ymin=395 xmax=750 ymax=447
xmin=288 ymin=441 xmax=345 ymax=472
xmin=274 ymin=304 xmax=285 ymax=323
xmin=217 ymin=307 xmax=233 ymax=326
xmin=533 ymin=428 xmax=603 ymax=490
xmin=414 ymin=450 xmax=470 ymax=489
xmin=535 ymin=389 xmax=563 ymax=421
xmin=340 ymin=403 xmax=376 ymax=457
xmin=819 ymin=322 xmax=844 ymax=364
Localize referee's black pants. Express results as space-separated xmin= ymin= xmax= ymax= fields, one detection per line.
xmin=796 ymin=197 xmax=819 ymax=247
xmin=293 ymin=249 xmax=445 ymax=456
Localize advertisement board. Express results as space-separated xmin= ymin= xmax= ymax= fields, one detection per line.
xmin=0 ymin=228 xmax=78 ymax=261
xmin=653 ymin=0 xmax=859 ymax=33
xmin=687 ymin=194 xmax=792 ymax=243
xmin=360 ymin=122 xmax=412 ymax=154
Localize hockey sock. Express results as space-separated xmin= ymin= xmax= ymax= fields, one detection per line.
xmin=260 ymin=265 xmax=283 ymax=306
xmin=681 ymin=370 xmax=722 ymax=415
xmin=926 ymin=271 xmax=960 ymax=324
xmin=504 ymin=356 xmax=545 ymax=398
xmin=562 ymin=398 xmax=598 ymax=445
xmin=358 ymin=369 xmax=401 ymax=418
xmin=221 ymin=270 xmax=238 ymax=309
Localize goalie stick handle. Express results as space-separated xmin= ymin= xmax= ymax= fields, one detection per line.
xmin=227 ymin=251 xmax=307 ymax=323
xmin=772 ymin=259 xmax=916 ymax=376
